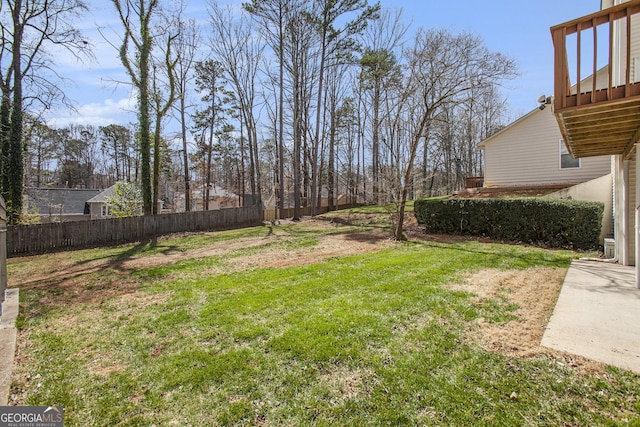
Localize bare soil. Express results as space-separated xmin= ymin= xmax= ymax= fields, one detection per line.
xmin=455 ymin=268 xmax=607 ymax=373
xmin=457 ymin=268 xmax=567 ymax=358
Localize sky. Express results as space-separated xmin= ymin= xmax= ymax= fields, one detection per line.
xmin=45 ymin=0 xmax=602 ymax=129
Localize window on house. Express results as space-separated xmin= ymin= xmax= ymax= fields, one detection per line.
xmin=560 ymin=140 xmax=580 ymax=169
xmin=101 ymin=204 xmax=110 ymax=217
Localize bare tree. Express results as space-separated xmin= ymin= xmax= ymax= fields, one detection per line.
xmin=358 ymin=8 xmax=406 ymax=204
xmin=57 ymin=124 xmax=99 ymax=188
xmin=325 ymin=63 xmax=351 ymax=210
xmin=173 ymin=17 xmax=200 ymax=212
xmin=100 ymin=124 xmax=133 ymax=182
xmin=1 ymin=0 xmax=91 ymax=222
xmin=393 ymin=29 xmax=516 ymax=240
xmin=244 ymin=0 xmax=299 ymax=219
xmin=209 ymin=2 xmax=264 ymax=209
xmin=307 ymin=0 xmax=379 ymax=215
xmin=283 ymin=9 xmax=318 ymax=219
xmin=23 ymin=117 xmax=57 ymax=188
xmin=150 ymin=19 xmax=179 ymax=214
xmin=193 ymin=59 xmax=226 ymax=211
xmin=335 ymin=96 xmax=358 ymax=204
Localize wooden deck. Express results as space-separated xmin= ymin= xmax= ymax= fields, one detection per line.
xmin=552 ymin=0 xmax=640 ymax=159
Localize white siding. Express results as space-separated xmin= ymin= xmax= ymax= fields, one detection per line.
xmin=628 ymin=159 xmax=636 ymax=266
xmin=482 ymin=107 xmax=611 ymax=188
xmin=610 ymin=0 xmax=640 ymax=86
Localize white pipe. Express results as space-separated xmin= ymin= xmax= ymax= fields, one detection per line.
xmin=580 ymin=255 xmax=619 ymax=263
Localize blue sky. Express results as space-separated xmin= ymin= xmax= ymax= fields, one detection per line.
xmin=46 ymin=0 xmax=601 ymax=128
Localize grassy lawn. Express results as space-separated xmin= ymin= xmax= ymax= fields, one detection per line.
xmin=7 ymin=210 xmax=640 ymax=426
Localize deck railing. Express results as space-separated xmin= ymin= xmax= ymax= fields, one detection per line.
xmin=552 ymin=0 xmax=640 ymax=111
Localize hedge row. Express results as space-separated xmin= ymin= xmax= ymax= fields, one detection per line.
xmin=414 ymin=198 xmax=604 ymax=250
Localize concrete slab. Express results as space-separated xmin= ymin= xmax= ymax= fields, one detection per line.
xmin=0 ymin=288 xmax=18 ymax=404
xmin=541 ymin=260 xmax=640 ymax=374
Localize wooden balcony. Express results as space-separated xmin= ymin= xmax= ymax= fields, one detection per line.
xmin=552 ymin=0 xmax=640 ymax=159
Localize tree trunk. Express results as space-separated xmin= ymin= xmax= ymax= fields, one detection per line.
xmin=395 ymin=111 xmax=430 ymax=241
xmin=8 ymin=3 xmax=24 ymax=223
xmin=293 ymin=76 xmax=302 ymax=220
xmin=180 ymin=96 xmax=191 ymax=211
xmin=0 ymin=89 xmax=12 ymax=202
xmin=311 ymin=26 xmax=328 ymax=216
xmin=372 ymin=78 xmax=380 ymax=205
xmin=328 ymin=106 xmax=336 ymax=211
xmin=139 ymin=17 xmax=153 ymax=216
xmin=152 ymin=113 xmax=161 ymax=215
xmin=277 ymin=9 xmax=285 ymax=220
xmin=239 ymin=119 xmax=246 ymax=207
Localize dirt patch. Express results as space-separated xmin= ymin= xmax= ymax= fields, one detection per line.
xmin=319 ymin=366 xmax=378 ymax=403
xmin=229 ymin=230 xmax=394 ymax=270
xmin=21 ymin=271 xmax=141 ymax=309
xmin=455 ymin=268 xmax=607 ymax=373
xmin=458 ymin=268 xmax=565 ymax=357
xmin=121 ymin=237 xmax=276 ymax=270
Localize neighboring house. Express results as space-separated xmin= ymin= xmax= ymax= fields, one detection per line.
xmin=479 ymin=104 xmax=611 ymax=188
xmin=174 ymin=185 xmax=240 ymax=212
xmin=551 ymin=0 xmax=640 ymax=286
xmin=25 ymin=188 xmax=101 ymax=222
xmin=87 ymin=185 xmax=118 ymax=219
xmin=87 ymin=183 xmax=152 ymax=219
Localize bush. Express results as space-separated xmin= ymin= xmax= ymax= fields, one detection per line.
xmin=414 ymin=198 xmax=604 ymax=250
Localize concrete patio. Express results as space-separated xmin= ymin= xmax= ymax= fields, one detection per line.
xmin=541 ymin=259 xmax=640 ymax=374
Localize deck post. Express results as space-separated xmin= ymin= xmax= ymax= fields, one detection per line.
xmin=614 ymin=156 xmax=629 ymax=264
xmin=636 ymin=145 xmax=640 ymax=288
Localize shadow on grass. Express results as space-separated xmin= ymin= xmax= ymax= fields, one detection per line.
xmin=342 ymin=230 xmax=392 ymax=245
xmin=314 ymin=214 xmax=393 ymax=231
xmin=405 ymin=236 xmax=574 ymax=269
xmin=68 ymin=235 xmax=183 ymax=273
xmin=16 ymin=236 xmax=184 ymax=308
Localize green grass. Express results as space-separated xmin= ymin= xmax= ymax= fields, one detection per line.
xmin=8 ymin=220 xmax=640 ymax=426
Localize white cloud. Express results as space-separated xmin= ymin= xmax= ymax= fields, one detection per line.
xmin=45 ymin=97 xmax=137 ymax=128
xmin=80 ymin=97 xmax=136 ymax=117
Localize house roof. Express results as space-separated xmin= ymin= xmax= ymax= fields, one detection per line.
xmin=477 ymin=106 xmax=543 ymax=150
xmin=87 ymin=185 xmax=117 ymax=203
xmin=25 ymin=188 xmax=102 ymax=215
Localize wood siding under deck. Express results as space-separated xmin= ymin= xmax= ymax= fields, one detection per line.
xmin=552 ymin=0 xmax=640 ymax=159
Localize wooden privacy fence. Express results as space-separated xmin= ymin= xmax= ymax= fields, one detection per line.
xmin=7 ymin=205 xmax=262 ymax=257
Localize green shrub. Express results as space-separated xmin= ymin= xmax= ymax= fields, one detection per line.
xmin=414 ymin=198 xmax=604 ymax=250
